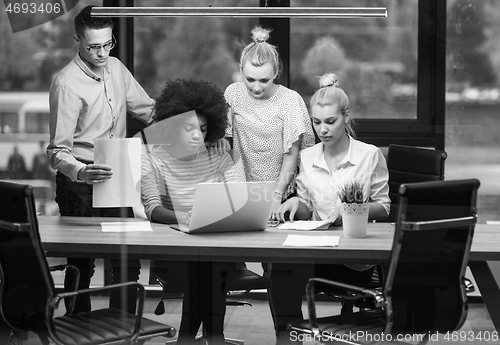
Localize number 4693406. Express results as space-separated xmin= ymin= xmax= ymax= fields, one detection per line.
xmin=5 ymin=2 xmax=61 ymax=14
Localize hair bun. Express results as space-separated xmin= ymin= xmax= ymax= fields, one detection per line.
xmin=251 ymin=26 xmax=270 ymax=43
xmin=318 ymin=73 xmax=340 ymax=89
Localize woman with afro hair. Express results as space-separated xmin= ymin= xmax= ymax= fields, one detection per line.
xmin=141 ymin=78 xmax=237 ymax=225
xmin=140 ymin=79 xmax=238 ymax=345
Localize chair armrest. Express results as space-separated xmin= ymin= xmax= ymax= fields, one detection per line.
xmin=47 ymin=282 xmax=146 ymax=345
xmin=49 ymin=264 xmax=68 ymax=272
xmin=49 ymin=264 xmax=80 ymax=314
xmin=305 ymin=277 xmax=384 ymax=336
xmin=49 ymin=281 xmax=145 ymax=312
xmin=401 ymin=215 xmax=476 ymax=231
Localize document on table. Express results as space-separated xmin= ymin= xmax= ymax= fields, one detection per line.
xmin=93 ymin=138 xmax=142 ymax=208
xmin=278 ymin=220 xmax=330 ymax=231
xmin=101 ymin=221 xmax=153 ymax=232
xmin=283 ymin=234 xmax=340 ymax=247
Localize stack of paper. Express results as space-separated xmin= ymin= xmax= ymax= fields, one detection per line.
xmin=101 ymin=221 xmax=153 ymax=232
xmin=282 ymin=234 xmax=340 ymax=247
xmin=278 ymin=220 xmax=330 ymax=231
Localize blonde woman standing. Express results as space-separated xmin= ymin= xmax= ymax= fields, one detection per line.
xmin=221 ymin=26 xmax=315 ymax=217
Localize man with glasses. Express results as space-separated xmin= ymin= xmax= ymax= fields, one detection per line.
xmin=47 ymin=5 xmax=153 ymax=314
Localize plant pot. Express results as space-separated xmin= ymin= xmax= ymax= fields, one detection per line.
xmin=341 ymin=202 xmax=369 ymax=238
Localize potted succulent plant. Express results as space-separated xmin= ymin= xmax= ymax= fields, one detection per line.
xmin=339 ymin=181 xmax=369 ymax=237
xmin=339 ymin=180 xmax=366 ymax=205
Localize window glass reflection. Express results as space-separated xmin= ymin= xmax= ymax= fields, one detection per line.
xmin=133 ymin=0 xmax=259 ymax=98
xmin=26 ymin=112 xmax=49 ymax=134
xmin=0 ymin=112 xmax=18 ymax=134
xmin=0 ymin=0 xmax=101 ymax=212
xmin=445 ymin=0 xmax=500 ymax=223
xmin=291 ymin=0 xmax=418 ymax=120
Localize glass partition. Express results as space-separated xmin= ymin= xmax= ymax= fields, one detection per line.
xmin=0 ymin=0 xmax=105 ymax=289
xmin=445 ymin=0 xmax=500 ymax=223
xmin=3 ymin=0 xmax=498 ymax=223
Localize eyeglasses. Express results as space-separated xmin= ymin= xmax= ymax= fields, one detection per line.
xmin=78 ymin=35 xmax=116 ymax=54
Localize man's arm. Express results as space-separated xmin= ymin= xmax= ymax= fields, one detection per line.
xmin=47 ymin=82 xmax=86 ymax=181
xmin=122 ymin=63 xmax=155 ymax=125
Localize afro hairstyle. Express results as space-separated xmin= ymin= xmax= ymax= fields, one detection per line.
xmin=153 ymin=79 xmax=228 ymax=143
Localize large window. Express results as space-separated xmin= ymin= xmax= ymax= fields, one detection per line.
xmin=445 ymin=0 xmax=500 ymax=223
xmin=130 ymin=1 xmax=443 ymax=147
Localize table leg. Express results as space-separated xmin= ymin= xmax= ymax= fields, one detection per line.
xmin=178 ymin=261 xmax=228 ymax=344
xmin=469 ymin=261 xmax=500 ymax=331
xmin=204 ymin=261 xmax=233 ymax=345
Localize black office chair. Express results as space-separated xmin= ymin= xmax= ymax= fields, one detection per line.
xmin=156 ymin=262 xmax=271 ymax=345
xmin=288 ymin=178 xmax=480 ymax=344
xmin=0 ymin=181 xmax=176 ymax=345
xmin=386 ymin=144 xmax=447 ymax=223
xmin=385 ymin=144 xmax=477 ymax=294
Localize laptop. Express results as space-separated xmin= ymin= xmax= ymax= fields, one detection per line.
xmin=170 ymin=181 xmax=276 ymax=234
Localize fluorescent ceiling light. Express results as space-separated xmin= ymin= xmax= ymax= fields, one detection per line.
xmin=91 ymin=7 xmax=387 ymax=19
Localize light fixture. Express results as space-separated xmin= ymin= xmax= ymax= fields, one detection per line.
xmin=91 ymin=7 xmax=387 ymax=19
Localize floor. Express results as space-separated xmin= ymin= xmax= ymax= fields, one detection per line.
xmin=16 ymin=293 xmax=498 ymax=345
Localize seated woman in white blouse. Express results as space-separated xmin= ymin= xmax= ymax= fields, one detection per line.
xmin=271 ymin=72 xmax=390 ymax=344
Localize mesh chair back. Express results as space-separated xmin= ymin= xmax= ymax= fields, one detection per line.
xmin=0 ymin=181 xmax=53 ymax=334
xmin=386 ymin=144 xmax=447 ymax=222
xmin=384 ymin=179 xmax=479 ymax=334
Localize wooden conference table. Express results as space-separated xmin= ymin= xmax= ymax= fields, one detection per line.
xmin=38 ymin=216 xmax=500 ymax=331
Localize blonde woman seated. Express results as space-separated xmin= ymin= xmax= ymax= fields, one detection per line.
xmin=141 ymin=79 xmax=238 ymax=345
xmin=271 ymin=73 xmax=390 ymax=344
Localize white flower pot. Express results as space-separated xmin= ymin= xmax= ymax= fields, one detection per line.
xmin=341 ymin=202 xmax=369 ymax=238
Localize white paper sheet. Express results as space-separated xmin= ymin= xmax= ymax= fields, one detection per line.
xmin=278 ymin=220 xmax=330 ymax=231
xmin=282 ymin=234 xmax=340 ymax=247
xmin=93 ymin=138 xmax=142 ymax=207
xmin=101 ymin=221 xmax=152 ymax=232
